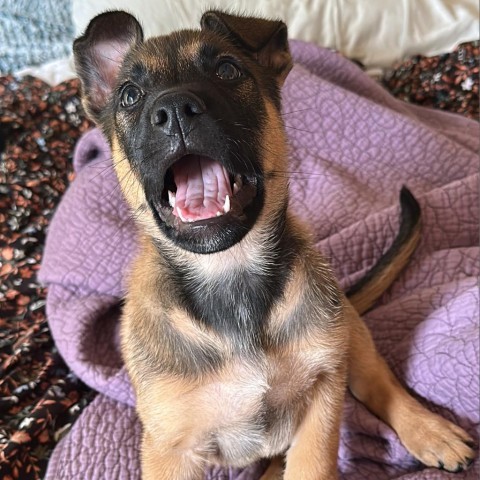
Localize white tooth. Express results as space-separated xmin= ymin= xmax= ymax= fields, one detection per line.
xmin=178 ymin=209 xmax=188 ymax=222
xmin=216 ymin=211 xmax=222 ymax=217
xmin=235 ymin=175 xmax=243 ymax=188
xmin=168 ymin=190 xmax=176 ymax=208
xmin=233 ymin=182 xmax=239 ymax=194
xmin=223 ymin=194 xmax=230 ymax=213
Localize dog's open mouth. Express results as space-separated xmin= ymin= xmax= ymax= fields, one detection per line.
xmin=155 ymin=154 xmax=258 ymax=227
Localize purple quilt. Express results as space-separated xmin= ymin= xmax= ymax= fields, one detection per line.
xmin=39 ymin=40 xmax=479 ymax=479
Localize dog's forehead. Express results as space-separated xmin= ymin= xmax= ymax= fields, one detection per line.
xmin=127 ymin=30 xmax=239 ymax=77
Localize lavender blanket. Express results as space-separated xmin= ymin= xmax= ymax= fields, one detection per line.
xmin=39 ymin=41 xmax=479 ymax=479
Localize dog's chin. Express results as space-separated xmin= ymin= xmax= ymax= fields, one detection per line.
xmin=148 ymin=154 xmax=264 ymax=254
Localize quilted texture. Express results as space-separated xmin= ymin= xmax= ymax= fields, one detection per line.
xmin=39 ymin=40 xmax=479 ymax=479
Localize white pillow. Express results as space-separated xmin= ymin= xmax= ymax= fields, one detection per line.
xmin=73 ymin=0 xmax=479 ymax=68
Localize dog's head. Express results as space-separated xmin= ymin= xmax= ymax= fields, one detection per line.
xmin=74 ymin=10 xmax=292 ymax=254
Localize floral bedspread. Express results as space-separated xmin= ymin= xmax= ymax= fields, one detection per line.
xmin=0 ymin=77 xmax=95 ymax=479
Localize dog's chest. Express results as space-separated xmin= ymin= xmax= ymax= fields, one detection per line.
xmin=192 ymin=353 xmax=320 ymax=466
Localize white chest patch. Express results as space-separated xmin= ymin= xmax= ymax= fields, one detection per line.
xmin=192 ymin=354 xmax=321 ymax=467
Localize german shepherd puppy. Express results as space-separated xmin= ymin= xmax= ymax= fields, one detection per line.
xmin=73 ymin=10 xmax=476 ymax=479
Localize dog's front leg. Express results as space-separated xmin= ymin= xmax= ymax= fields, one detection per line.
xmin=283 ymin=369 xmax=347 ymax=480
xmin=346 ymin=303 xmax=476 ymax=472
xmin=141 ymin=432 xmax=204 ymax=480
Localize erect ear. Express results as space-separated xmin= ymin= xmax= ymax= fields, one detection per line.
xmin=73 ymin=11 xmax=143 ymax=123
xmin=201 ymin=11 xmax=292 ymax=84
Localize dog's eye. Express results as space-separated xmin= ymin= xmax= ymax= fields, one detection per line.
xmin=216 ymin=61 xmax=242 ymax=81
xmin=121 ymin=85 xmax=142 ymax=107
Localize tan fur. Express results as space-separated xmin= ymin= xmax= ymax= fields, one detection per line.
xmin=111 ymin=136 xmax=146 ymax=211
xmin=345 ymin=302 xmax=475 ymax=471
xmin=179 ymin=40 xmax=201 ymax=63
xmin=348 ymin=218 xmax=422 ymax=315
xmin=168 ymin=306 xmax=225 ymax=347
xmin=283 ymin=370 xmax=346 ymax=480
xmin=77 ymin=10 xmax=475 ymax=480
xmin=266 ymin=255 xmax=306 ymax=335
xmin=139 ymin=40 xmax=171 ymax=74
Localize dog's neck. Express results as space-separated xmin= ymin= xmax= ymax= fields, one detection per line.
xmin=154 ymin=206 xmax=303 ymax=348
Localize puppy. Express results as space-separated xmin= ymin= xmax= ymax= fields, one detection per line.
xmin=73 ymin=10 xmax=476 ymax=479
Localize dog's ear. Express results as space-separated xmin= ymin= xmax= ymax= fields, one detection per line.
xmin=201 ymin=11 xmax=292 ymax=84
xmin=73 ymin=11 xmax=143 ymax=123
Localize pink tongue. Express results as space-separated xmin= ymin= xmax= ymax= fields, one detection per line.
xmin=172 ymin=155 xmax=232 ymax=222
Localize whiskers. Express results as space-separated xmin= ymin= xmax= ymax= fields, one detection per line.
xmin=265 ymin=170 xmax=332 ymax=181
xmin=71 ymin=101 xmax=334 ymax=247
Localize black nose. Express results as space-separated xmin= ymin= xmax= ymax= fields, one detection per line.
xmin=151 ymin=91 xmax=206 ymax=135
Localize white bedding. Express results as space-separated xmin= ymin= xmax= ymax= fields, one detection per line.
xmin=16 ymin=0 xmax=480 ymax=85
xmin=73 ymin=0 xmax=479 ymax=67
xmin=16 ymin=57 xmax=76 ymax=86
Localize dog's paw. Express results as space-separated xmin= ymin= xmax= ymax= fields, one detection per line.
xmin=400 ymin=413 xmax=476 ymax=473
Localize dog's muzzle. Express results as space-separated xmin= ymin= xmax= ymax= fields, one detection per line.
xmin=142 ymin=89 xmax=264 ymax=253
